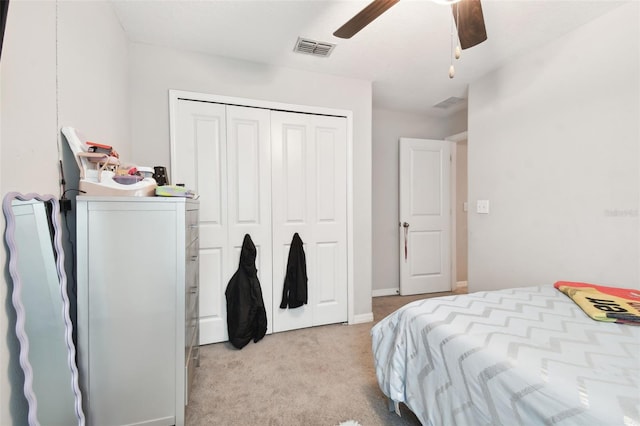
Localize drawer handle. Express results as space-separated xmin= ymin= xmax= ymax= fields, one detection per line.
xmin=190 ymin=255 xmax=198 ymax=261
xmin=189 ymin=286 xmax=198 ymax=294
xmin=189 ymin=224 xmax=199 ymax=229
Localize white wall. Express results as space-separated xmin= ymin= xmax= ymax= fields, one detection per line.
xmin=57 ymin=1 xmax=130 ymax=313
xmin=1 ymin=2 xmax=57 ymax=423
xmin=128 ymin=43 xmax=374 ymax=318
xmin=467 ymin=2 xmax=639 ymax=292
xmin=455 ymin=141 xmax=468 ymax=282
xmin=58 ymin=1 xmax=130 ymax=161
xmin=0 ymin=1 xmax=129 ymax=423
xmin=371 ymin=107 xmax=466 ymax=295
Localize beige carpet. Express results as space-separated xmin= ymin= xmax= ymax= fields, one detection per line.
xmin=186 ymin=291 xmax=459 ymax=426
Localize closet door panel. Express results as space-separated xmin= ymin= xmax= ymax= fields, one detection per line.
xmin=310 ymin=116 xmax=348 ymax=326
xmin=283 ymin=125 xmax=307 ymax=223
xmin=271 ymin=111 xmax=347 ymax=332
xmin=226 ymin=105 xmax=273 ymax=335
xmin=316 ymin=130 xmax=336 ymax=223
xmin=234 ymin=128 xmax=259 ymax=222
xmin=174 ymin=100 xmax=229 ymax=344
xmin=198 ymin=248 xmax=225 ymax=340
xmin=316 ymin=242 xmax=339 ymax=303
xmin=272 ymin=115 xmax=314 ymax=332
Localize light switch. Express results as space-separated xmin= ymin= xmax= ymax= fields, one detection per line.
xmin=463 ymin=201 xmax=468 ymax=212
xmin=477 ymin=200 xmax=490 ymax=214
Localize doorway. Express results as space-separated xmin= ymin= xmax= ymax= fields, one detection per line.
xmin=397 ymin=133 xmax=468 ymax=296
xmin=398 ymin=137 xmax=452 ymax=295
xmin=448 ymin=131 xmax=468 ymax=293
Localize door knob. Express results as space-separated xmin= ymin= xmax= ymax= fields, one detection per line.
xmin=402 ymin=222 xmax=409 ymax=261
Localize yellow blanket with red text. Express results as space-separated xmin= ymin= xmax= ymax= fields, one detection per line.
xmin=554 ymin=281 xmax=640 ymax=325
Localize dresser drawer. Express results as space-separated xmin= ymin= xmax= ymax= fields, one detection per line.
xmin=184 ymin=339 xmax=199 ymax=405
xmin=185 ymin=248 xmax=200 ymax=291
xmin=185 ymin=318 xmax=198 ymax=357
xmin=186 ymin=291 xmax=198 ymax=339
xmin=184 ymin=267 xmax=198 ymax=346
xmin=185 ymin=210 xmax=198 ymax=246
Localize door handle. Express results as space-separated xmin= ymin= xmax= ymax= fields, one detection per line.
xmin=402 ymin=222 xmax=409 ymax=262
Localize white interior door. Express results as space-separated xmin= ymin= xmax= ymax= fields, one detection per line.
xmin=399 ymin=138 xmax=452 ymax=295
xmin=173 ymin=100 xmax=229 ymax=344
xmin=271 ymin=111 xmax=348 ymax=332
xmin=174 ymin=101 xmax=273 ymax=344
xmin=225 ymin=105 xmax=273 ymax=336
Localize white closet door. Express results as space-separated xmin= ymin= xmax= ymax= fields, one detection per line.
xmin=174 ymin=100 xmax=230 ymax=345
xmin=225 ymin=105 xmax=273 ymax=335
xmin=173 ymin=101 xmax=273 ymax=344
xmin=271 ymin=111 xmax=348 ymax=332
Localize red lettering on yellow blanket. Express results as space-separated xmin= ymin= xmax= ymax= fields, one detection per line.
xmin=554 ymin=282 xmax=640 ymax=324
xmin=585 ymin=297 xmax=629 ymax=313
xmin=597 ymin=305 xmax=627 ymax=312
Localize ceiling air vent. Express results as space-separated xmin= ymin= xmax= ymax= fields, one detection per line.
xmin=294 ymin=37 xmax=336 ymax=57
xmin=433 ymin=96 xmax=466 ymax=109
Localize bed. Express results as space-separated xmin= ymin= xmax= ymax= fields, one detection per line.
xmin=371 ymin=285 xmax=640 ymax=426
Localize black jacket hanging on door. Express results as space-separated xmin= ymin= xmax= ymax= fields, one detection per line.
xmin=279 ymin=233 xmax=308 ymax=309
xmin=225 ymin=234 xmax=267 ymax=349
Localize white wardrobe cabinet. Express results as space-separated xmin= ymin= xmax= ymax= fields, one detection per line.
xmin=76 ymin=196 xmax=199 ymax=426
xmin=171 ymin=95 xmax=348 ymax=344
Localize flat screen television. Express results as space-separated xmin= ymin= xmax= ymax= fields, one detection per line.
xmin=1 ymin=0 xmax=9 ymax=61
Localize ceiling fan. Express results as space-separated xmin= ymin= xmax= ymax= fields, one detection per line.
xmin=333 ymin=0 xmax=487 ymax=50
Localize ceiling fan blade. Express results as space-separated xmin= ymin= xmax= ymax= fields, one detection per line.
xmin=333 ymin=0 xmax=400 ymax=39
xmin=453 ymin=0 xmax=487 ymax=49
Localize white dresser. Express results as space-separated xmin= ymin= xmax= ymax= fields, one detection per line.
xmin=76 ymin=196 xmax=199 ymax=426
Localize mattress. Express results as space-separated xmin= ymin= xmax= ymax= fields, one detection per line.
xmin=371 ymin=285 xmax=640 ymax=426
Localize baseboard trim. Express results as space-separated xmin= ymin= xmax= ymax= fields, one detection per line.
xmin=372 ymin=288 xmax=399 ymax=297
xmin=351 ymin=312 xmax=374 ymax=324
xmin=455 ymin=281 xmax=468 ymax=291
xmin=375 ymin=284 xmax=466 ymax=297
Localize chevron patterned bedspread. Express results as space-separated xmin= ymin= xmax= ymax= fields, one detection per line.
xmin=371 ymin=285 xmax=640 ymax=426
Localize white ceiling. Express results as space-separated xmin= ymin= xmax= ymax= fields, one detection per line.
xmin=111 ymin=0 xmax=627 ymax=116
